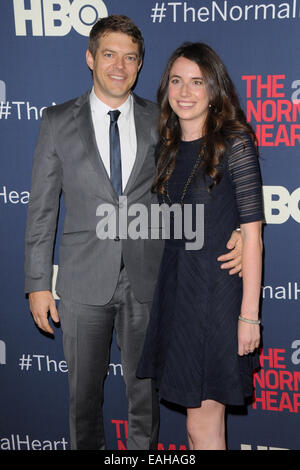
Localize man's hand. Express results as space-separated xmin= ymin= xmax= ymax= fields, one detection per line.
xmin=29 ymin=290 xmax=59 ymax=334
xmin=217 ymin=230 xmax=243 ymax=277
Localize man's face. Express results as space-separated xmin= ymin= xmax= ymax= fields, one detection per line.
xmin=86 ymin=31 xmax=142 ymax=108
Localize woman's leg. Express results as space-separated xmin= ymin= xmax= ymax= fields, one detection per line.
xmin=186 ymin=399 xmax=226 ymax=450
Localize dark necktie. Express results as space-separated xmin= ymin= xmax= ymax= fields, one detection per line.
xmin=108 ymin=110 xmax=122 ymax=197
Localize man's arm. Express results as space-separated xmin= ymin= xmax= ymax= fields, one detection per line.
xmin=25 ymin=109 xmax=62 ymax=333
xmin=217 ymin=230 xmax=243 ymax=276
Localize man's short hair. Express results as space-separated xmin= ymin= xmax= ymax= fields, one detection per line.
xmin=88 ymin=15 xmax=145 ymax=63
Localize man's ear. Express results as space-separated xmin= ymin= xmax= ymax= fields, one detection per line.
xmin=86 ymin=49 xmax=94 ymax=71
xmin=137 ymin=59 xmax=143 ymax=73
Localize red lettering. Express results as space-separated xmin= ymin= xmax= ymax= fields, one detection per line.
xmin=111 ymin=419 xmax=124 ymax=439
xmin=291 ymin=125 xmax=300 ymax=145
xmin=256 ymin=75 xmax=273 ymax=98
xmin=259 ymin=349 xmax=274 ymax=368
xmin=246 ymin=100 xmax=261 ymax=122
xmin=254 ymin=391 xmax=300 ymax=413
xmin=279 ymin=371 xmax=294 ymax=391
xmin=242 ymin=75 xmax=257 ymax=98
xmin=266 ymin=391 xmax=278 ymax=410
xmin=256 ymin=125 xmax=275 ymax=146
xmin=242 ymin=75 xmax=286 ymax=98
xmin=292 ymin=103 xmax=300 ymax=121
xmin=124 ymin=420 xmax=128 ymax=439
xmin=259 ymin=348 xmax=286 ymax=368
xmin=246 ymin=74 xmax=286 ymax=98
xmin=255 ymin=124 xmax=261 ymax=145
xmin=279 ymin=392 xmax=293 ymax=412
xmin=258 ymin=350 xmax=285 ymax=370
xmin=254 ymin=369 xmax=300 ymax=392
xmin=265 ymin=370 xmax=279 ymax=389
xmin=253 ymin=390 xmax=278 ymax=411
xmin=274 ymin=124 xmax=290 ymax=146
xmin=262 ymin=100 xmax=277 ymax=122
xmin=277 ymin=100 xmax=292 ymax=122
xmin=272 ymin=75 xmax=286 ymax=98
xmin=293 ymin=372 xmax=300 ymax=391
xmin=252 ymin=389 xmax=266 ymax=410
xmin=255 ymin=124 xmax=300 ymax=147
xmin=253 ymin=369 xmax=265 ymax=388
xmin=168 ymin=444 xmax=177 ymax=450
xmin=293 ymin=394 xmax=300 ymax=412
xmin=247 ymin=99 xmax=297 ymax=124
xmin=273 ymin=349 xmax=286 ymax=369
xmin=117 ymin=439 xmax=127 ymax=450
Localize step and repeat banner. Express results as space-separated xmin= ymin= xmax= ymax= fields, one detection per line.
xmin=0 ymin=0 xmax=299 ymax=451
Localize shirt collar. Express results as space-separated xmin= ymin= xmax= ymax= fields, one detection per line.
xmin=90 ymin=87 xmax=133 ymax=120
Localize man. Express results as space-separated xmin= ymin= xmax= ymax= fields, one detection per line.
xmin=25 ymin=15 xmax=242 ymax=450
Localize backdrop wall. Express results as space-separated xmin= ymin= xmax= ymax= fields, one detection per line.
xmin=1 ymin=0 xmax=299 ymax=451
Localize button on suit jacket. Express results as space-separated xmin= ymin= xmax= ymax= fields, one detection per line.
xmin=24 ymin=91 xmax=164 ymax=305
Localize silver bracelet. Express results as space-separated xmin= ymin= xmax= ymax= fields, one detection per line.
xmin=238 ymin=315 xmax=261 ymax=325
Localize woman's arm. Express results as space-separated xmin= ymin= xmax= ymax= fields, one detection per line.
xmin=238 ymin=220 xmax=263 ymax=356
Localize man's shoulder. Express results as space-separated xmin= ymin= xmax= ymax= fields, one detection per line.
xmin=132 ymin=93 xmax=158 ymax=112
xmin=43 ymin=90 xmax=90 ymax=119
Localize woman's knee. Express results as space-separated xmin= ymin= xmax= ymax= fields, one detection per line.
xmin=186 ymin=400 xmax=225 ymax=446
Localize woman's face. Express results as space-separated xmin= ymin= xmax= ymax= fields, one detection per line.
xmin=168 ymin=56 xmax=210 ymax=136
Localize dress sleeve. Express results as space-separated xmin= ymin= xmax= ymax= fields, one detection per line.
xmin=228 ymin=135 xmax=264 ymax=224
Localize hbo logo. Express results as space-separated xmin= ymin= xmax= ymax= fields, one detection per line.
xmin=13 ymin=0 xmax=108 ymax=36
xmin=263 ymin=186 xmax=300 ymax=224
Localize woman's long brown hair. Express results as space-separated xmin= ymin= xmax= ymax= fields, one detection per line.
xmin=152 ymin=42 xmax=257 ymax=194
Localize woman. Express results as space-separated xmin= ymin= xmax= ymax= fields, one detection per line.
xmin=137 ymin=43 xmax=264 ymax=450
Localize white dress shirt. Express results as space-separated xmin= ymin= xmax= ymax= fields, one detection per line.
xmin=89 ymin=88 xmax=137 ymax=192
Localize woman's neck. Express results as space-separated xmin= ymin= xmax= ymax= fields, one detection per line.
xmin=180 ymin=121 xmax=203 ymax=142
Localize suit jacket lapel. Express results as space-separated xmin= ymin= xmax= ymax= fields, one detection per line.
xmin=73 ymin=91 xmax=153 ymax=199
xmin=123 ymin=94 xmax=152 ymax=195
xmin=73 ymin=91 xmax=117 ymax=202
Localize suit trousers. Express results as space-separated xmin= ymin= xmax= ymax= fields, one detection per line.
xmin=58 ymin=267 xmax=160 ymax=450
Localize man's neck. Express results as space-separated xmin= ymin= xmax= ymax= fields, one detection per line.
xmin=92 ymin=88 xmax=131 ymax=109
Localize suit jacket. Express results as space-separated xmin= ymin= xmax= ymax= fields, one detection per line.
xmin=24 ymin=91 xmax=164 ymax=305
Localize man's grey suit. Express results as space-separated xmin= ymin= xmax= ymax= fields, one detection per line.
xmin=24 ymin=91 xmax=164 ymax=449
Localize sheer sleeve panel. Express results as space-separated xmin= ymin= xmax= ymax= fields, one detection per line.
xmin=228 ymin=135 xmax=264 ymax=224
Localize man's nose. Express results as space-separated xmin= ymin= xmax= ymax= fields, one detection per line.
xmin=114 ymin=56 xmax=125 ymax=68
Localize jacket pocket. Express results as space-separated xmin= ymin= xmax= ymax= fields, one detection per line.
xmin=60 ymin=230 xmax=90 ymax=246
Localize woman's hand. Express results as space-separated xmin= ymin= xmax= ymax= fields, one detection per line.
xmin=238 ymin=320 xmax=260 ymax=356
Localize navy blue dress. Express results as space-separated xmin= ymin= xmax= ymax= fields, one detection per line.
xmin=137 ymin=135 xmax=264 ymax=408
